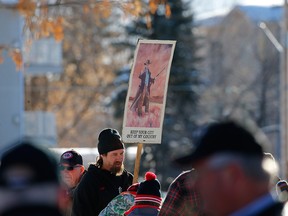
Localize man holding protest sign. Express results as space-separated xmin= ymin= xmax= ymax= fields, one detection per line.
xmin=72 ymin=128 xmax=133 ymax=216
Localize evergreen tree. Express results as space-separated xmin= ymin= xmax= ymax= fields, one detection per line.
xmin=151 ymin=0 xmax=200 ymax=190
xmin=111 ymin=0 xmax=200 ymax=189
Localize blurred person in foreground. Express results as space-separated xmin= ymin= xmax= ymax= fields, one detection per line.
xmin=158 ymin=169 xmax=204 ymax=216
xmin=59 ymin=150 xmax=86 ymax=216
xmin=0 ymin=138 xmax=65 ymax=216
xmin=72 ymin=128 xmax=133 ymax=216
xmin=175 ymin=120 xmax=285 ymax=216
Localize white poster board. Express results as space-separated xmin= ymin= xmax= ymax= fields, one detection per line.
xmin=122 ymin=39 xmax=176 ymax=144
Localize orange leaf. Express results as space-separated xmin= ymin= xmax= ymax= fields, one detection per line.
xmin=56 ymin=17 xmax=64 ymax=24
xmin=134 ymin=0 xmax=142 ymax=17
xmin=16 ymin=0 xmax=36 ymax=17
xmin=0 ymin=49 xmax=3 ymax=64
xmin=165 ymin=3 xmax=171 ymax=18
xmin=83 ymin=4 xmax=90 ymax=14
xmin=52 ymin=17 xmax=64 ymax=41
xmin=149 ymin=0 xmax=158 ymax=14
xmin=9 ymin=49 xmax=23 ymax=71
xmin=54 ymin=32 xmax=64 ymax=42
xmin=101 ymin=0 xmax=112 ymax=18
xmin=146 ymin=13 xmax=152 ymax=29
xmin=40 ymin=19 xmax=52 ymax=37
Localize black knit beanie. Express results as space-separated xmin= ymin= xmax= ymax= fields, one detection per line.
xmin=98 ymin=128 xmax=124 ymax=155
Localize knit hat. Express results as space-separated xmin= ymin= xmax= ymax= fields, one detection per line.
xmin=174 ymin=121 xmax=264 ymax=165
xmin=60 ymin=149 xmax=83 ymax=166
xmin=135 ymin=172 xmax=162 ymax=205
xmin=98 ymin=128 xmax=124 ymax=155
xmin=0 ymin=139 xmax=59 ymax=189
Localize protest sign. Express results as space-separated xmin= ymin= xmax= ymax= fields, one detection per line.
xmin=123 ymin=39 xmax=176 ymax=144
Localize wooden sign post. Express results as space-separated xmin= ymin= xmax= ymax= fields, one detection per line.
xmin=133 ymin=143 xmax=143 ymax=183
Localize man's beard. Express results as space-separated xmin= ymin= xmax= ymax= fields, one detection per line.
xmin=110 ymin=162 xmax=124 ymax=176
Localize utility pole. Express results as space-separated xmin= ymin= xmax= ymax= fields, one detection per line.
xmin=281 ymin=0 xmax=288 ymax=179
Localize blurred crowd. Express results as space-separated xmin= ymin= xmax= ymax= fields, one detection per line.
xmin=0 ymin=120 xmax=288 ymax=216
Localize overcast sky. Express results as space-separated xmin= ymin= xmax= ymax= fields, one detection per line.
xmin=192 ymin=0 xmax=283 ymax=19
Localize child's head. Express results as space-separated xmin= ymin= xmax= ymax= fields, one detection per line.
xmin=135 ymin=172 xmax=162 ymax=206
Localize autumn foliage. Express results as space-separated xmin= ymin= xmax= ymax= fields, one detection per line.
xmin=0 ymin=0 xmax=171 ymax=70
xmin=9 ymin=49 xmax=23 ymax=71
xmin=1 ymin=0 xmax=172 ymax=147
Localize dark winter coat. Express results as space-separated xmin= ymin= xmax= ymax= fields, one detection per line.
xmin=1 ymin=205 xmax=63 ymax=216
xmin=253 ymin=201 xmax=284 ymax=216
xmin=71 ymin=164 xmax=133 ymax=216
xmin=230 ymin=199 xmax=284 ymax=216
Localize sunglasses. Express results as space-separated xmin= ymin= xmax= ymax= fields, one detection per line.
xmin=59 ymin=165 xmax=81 ymax=171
